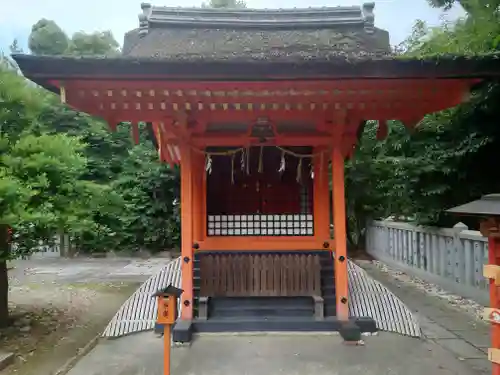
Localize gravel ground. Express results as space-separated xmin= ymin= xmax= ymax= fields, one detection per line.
xmin=0 ymin=257 xmax=168 ymax=375
xmin=371 ymin=260 xmax=485 ymax=322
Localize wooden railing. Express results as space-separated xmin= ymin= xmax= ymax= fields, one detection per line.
xmin=199 ymin=253 xmax=321 ymax=297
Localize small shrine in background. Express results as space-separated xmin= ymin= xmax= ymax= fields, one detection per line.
xmin=449 ymin=195 xmax=500 ymax=375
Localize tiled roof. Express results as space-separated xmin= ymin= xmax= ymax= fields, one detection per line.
xmin=12 ymin=53 xmax=500 ymax=85
xmin=123 ymin=3 xmax=391 ymax=61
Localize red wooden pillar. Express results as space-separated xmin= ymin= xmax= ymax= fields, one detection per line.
xmin=180 ymin=144 xmax=194 ymax=320
xmin=331 ymin=146 xmax=349 ymax=321
xmin=201 ymin=151 xmax=207 ymax=242
xmin=313 ymin=147 xmax=330 ymax=239
xmin=486 ymin=234 xmax=500 ymax=375
xmin=192 ymin=152 xmax=204 ymax=242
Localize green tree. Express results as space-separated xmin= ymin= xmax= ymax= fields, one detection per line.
xmin=428 ymin=0 xmax=500 ymax=13
xmin=22 ymin=20 xmax=181 ymax=255
xmin=28 ymin=19 xmax=69 ymax=55
xmin=28 ymin=19 xmax=120 ymax=56
xmin=202 ymin=0 xmax=246 ymax=8
xmin=346 ymin=2 xmax=500 ymax=248
xmin=67 ymin=31 xmax=121 ymax=56
xmin=111 ymin=144 xmax=180 ymax=252
xmin=396 ymin=0 xmax=500 ymax=223
xmin=0 ymin=68 xmax=105 ymax=325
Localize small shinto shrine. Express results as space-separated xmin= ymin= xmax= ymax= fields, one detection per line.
xmin=13 ymin=3 xmax=500 ymax=342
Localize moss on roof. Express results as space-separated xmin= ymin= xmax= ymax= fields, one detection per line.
xmin=123 ymin=4 xmax=390 ymax=61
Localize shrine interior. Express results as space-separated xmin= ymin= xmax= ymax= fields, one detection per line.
xmin=206 ymin=146 xmax=314 ymax=237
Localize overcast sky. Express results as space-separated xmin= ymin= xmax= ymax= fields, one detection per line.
xmin=1 ymin=0 xmax=464 ymax=53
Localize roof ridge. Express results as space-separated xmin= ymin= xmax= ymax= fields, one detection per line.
xmin=146 ymin=5 xmax=364 ymax=12
xmin=137 ymin=2 xmax=375 ymax=36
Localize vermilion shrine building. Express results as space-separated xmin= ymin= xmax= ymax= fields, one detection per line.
xmin=13 ymin=3 xmax=500 ymax=342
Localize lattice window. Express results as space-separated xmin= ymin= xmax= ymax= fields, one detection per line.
xmin=300 ymin=183 xmax=312 ymax=214
xmin=207 ymin=214 xmax=314 ymax=236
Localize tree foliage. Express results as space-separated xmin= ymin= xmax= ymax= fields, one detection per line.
xmin=28 ymin=19 xmax=69 ymax=55
xmin=67 ymin=31 xmax=120 ymax=56
xmin=111 ymin=144 xmax=180 ymax=252
xmin=346 ymin=1 xmax=500 ymax=248
xmin=428 ymin=0 xmax=500 ymax=14
xmin=0 ymin=64 xmax=109 ymax=324
xmin=202 ymin=0 xmax=246 ymax=9
xmin=0 ymin=68 xmax=104 ymax=257
xmin=0 ymin=19 xmax=180 ymax=324
xmin=28 ymin=20 xmax=121 ymax=56
xmin=21 ymin=18 xmax=180 ymax=255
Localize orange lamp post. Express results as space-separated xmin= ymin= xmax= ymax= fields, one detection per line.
xmin=153 ymin=285 xmax=183 ymax=375
xmin=448 ymin=194 xmax=500 ymax=375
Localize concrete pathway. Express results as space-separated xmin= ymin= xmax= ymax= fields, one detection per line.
xmin=358 ymin=260 xmax=490 ymax=375
xmin=59 ymin=256 xmax=491 ymax=375
xmin=66 ymin=332 xmax=478 ymax=375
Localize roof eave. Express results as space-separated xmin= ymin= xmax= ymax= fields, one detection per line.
xmin=11 ymin=54 xmax=500 ymax=84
